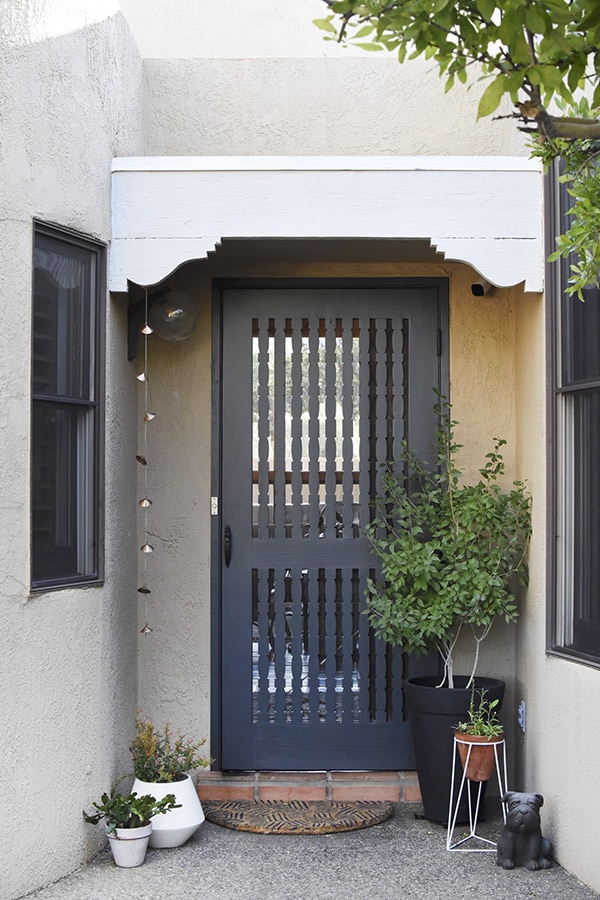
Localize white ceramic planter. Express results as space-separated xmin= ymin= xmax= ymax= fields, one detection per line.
xmin=107 ymin=823 xmax=152 ymax=867
xmin=131 ymin=774 xmax=205 ymax=848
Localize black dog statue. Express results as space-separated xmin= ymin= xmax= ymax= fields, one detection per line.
xmin=497 ymin=792 xmax=552 ymax=870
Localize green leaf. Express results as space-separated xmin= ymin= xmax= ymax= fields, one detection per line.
xmin=475 ymin=0 xmax=495 ymax=21
xmin=525 ymin=6 xmax=549 ymax=35
xmin=477 ymin=76 xmax=507 ymax=119
xmin=312 ymin=18 xmax=338 ymax=36
xmin=353 ymin=25 xmax=376 ymax=39
xmin=580 ymin=6 xmax=600 ymax=30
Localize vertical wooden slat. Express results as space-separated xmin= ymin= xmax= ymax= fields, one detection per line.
xmin=374 ymin=633 xmax=387 ymax=724
xmin=342 ymin=319 xmax=354 ymax=540
xmin=390 ymin=636 xmax=404 ymax=722
xmin=374 ymin=318 xmax=390 ymax=723
xmin=391 ymin=319 xmax=407 ymax=466
xmin=256 ymin=567 xmax=270 ymax=722
xmin=273 ymin=565 xmax=286 ymax=722
xmin=257 ymin=318 xmax=270 ymax=540
xmin=273 ymin=318 xmax=286 ymax=539
xmin=308 ymin=319 xmax=320 ymax=540
xmin=388 ymin=319 xmax=405 ymax=722
xmin=341 ymin=567 xmax=354 ymax=721
xmin=324 ymin=565 xmax=337 ymax=722
xmin=374 ymin=317 xmax=388 ymax=499
xmin=358 ymin=568 xmax=370 ymax=724
xmin=290 ymin=568 xmax=303 ymax=722
xmin=325 ymin=317 xmax=337 ymax=540
xmin=357 ymin=321 xmax=372 ymax=723
xmin=290 ymin=318 xmax=303 ymax=541
xmin=358 ymin=318 xmax=370 ymax=534
xmin=307 ymin=567 xmax=320 ymax=723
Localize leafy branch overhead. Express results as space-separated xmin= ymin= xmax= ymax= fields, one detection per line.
xmin=315 ymin=0 xmax=600 ymax=296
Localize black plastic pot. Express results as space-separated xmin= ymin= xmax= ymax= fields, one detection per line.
xmin=404 ymin=675 xmax=505 ymax=824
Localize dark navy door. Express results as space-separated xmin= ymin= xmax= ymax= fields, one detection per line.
xmin=218 ymin=280 xmax=448 ymax=770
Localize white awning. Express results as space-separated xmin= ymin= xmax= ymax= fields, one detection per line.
xmin=110 ymin=156 xmax=544 ymax=292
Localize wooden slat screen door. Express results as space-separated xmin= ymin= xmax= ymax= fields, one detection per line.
xmin=217 ymin=280 xmax=448 ymax=770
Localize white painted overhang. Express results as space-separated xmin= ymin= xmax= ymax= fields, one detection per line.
xmin=110 ymin=156 xmax=544 ymax=292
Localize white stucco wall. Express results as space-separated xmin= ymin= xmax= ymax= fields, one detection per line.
xmin=0 ymin=3 xmax=143 ymax=898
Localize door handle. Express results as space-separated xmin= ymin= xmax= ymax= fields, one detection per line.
xmin=224 ymin=525 xmax=232 ymax=567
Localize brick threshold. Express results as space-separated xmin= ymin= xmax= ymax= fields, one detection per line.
xmin=197 ymin=771 xmax=421 ymax=804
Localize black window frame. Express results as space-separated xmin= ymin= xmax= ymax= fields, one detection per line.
xmin=31 ymin=221 xmax=105 ymax=591
xmin=547 ymin=163 xmax=600 ymax=666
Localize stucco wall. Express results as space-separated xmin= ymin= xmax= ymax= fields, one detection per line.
xmin=0 ymin=3 xmax=143 ymax=898
xmin=125 ymin=0 xmax=527 ymax=158
xmin=142 ymin=56 xmax=525 ymax=158
xmin=515 ymin=295 xmax=600 ymax=894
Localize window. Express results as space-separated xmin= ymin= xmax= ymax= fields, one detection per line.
xmin=31 ymin=223 xmax=105 ymax=589
xmin=550 ymin=171 xmax=600 ymax=662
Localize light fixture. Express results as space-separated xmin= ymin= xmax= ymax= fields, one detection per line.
xmin=148 ymin=290 xmax=200 ymax=341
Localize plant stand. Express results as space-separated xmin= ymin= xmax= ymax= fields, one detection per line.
xmin=446 ymin=736 xmax=508 ymax=852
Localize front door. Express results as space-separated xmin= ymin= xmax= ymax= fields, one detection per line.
xmin=216 ymin=280 xmax=448 ymax=770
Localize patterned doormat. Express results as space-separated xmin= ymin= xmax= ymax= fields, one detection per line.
xmin=203 ymin=799 xmax=395 ymax=834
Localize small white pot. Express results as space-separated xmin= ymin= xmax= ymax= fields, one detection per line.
xmin=107 ymin=823 xmax=152 ymax=867
xmin=131 ymin=774 xmax=205 ymax=848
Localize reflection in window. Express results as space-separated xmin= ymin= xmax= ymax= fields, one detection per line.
xmin=31 ymin=224 xmax=104 ymax=589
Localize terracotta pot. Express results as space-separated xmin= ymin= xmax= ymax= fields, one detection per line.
xmin=453 ymin=731 xmax=504 ymax=782
xmin=405 ymin=676 xmax=505 ymax=822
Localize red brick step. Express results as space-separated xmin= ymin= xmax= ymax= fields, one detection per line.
xmin=197 ymin=771 xmax=421 ymax=803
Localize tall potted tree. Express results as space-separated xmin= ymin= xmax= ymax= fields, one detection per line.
xmin=365 ymin=398 xmax=531 ymax=822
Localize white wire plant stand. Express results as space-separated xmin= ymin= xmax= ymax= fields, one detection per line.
xmin=446 ymin=735 xmax=508 ymax=852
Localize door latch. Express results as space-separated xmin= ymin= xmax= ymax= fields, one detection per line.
xmin=224 ymin=525 xmax=232 ymax=567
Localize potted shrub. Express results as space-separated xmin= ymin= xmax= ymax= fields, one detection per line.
xmin=454 ymin=688 xmax=504 ymax=783
xmin=130 ymin=712 xmax=210 ymax=848
xmin=365 ymin=396 xmax=531 ymax=821
xmin=83 ymin=789 xmax=178 ymax=867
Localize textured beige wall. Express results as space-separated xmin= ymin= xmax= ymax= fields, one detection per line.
xmin=143 ymin=56 xmax=526 ymax=158
xmin=514 ymin=294 xmax=600 ymax=894
xmin=0 ymin=3 xmax=143 ymax=898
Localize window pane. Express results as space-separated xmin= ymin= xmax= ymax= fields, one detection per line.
xmin=31 ymin=222 xmax=103 ymax=589
xmin=32 ymin=403 xmax=87 ymax=580
xmin=560 ymin=257 xmax=600 ymax=386
xmin=33 ymin=236 xmax=94 ymax=400
xmin=571 ymin=389 xmax=600 ymax=656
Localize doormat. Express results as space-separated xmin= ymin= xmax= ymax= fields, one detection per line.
xmin=203 ymin=799 xmax=395 ymax=834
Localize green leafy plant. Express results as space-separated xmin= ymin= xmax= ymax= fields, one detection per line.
xmin=315 ymin=1 xmax=600 ymax=296
xmin=83 ymin=790 xmax=179 ymax=835
xmin=454 ymin=687 xmax=504 ymax=738
xmin=130 ymin=712 xmax=210 ymax=783
xmin=365 ymin=397 xmax=531 ymax=688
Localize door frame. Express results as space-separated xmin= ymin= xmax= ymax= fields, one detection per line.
xmin=210 ymin=275 xmax=449 ymax=770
